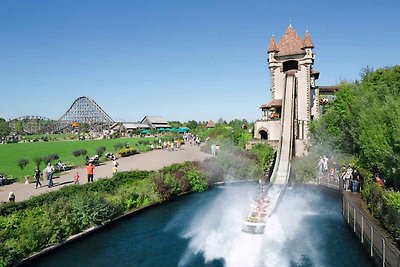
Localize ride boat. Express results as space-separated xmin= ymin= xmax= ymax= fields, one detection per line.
xmin=242 ymin=184 xmax=272 ymax=235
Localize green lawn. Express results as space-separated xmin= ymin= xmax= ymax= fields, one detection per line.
xmin=0 ymin=137 xmax=155 ymax=180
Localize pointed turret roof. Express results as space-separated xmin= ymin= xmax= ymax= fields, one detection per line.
xmin=302 ymin=31 xmax=314 ymax=48
xmin=267 ymin=35 xmax=279 ymax=53
xmin=275 ymin=25 xmax=306 ymax=57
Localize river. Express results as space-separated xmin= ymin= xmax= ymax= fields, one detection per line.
xmin=26 ymin=184 xmax=374 ymax=267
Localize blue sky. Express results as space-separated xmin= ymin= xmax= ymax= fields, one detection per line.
xmin=1 ymin=0 xmax=399 ymax=122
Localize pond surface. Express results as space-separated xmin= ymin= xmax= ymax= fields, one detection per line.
xmin=26 ymin=184 xmax=374 ymax=267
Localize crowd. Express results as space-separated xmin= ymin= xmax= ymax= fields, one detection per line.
xmin=183 ymin=133 xmax=201 ymax=146
xmin=317 ymin=155 xmax=385 ymax=193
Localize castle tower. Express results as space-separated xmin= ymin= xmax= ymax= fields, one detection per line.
xmin=254 ymin=25 xmax=319 ymax=156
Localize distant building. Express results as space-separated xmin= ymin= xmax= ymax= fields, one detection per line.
xmin=110 ymin=122 xmax=150 ymax=133
xmin=206 ymin=120 xmax=216 ymax=128
xmin=140 ymin=116 xmax=171 ymax=129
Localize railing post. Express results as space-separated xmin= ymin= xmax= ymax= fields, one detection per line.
xmin=347 ymin=201 xmax=350 ymax=223
xmin=382 ymin=239 xmax=385 ymax=267
xmin=361 ymin=216 xmax=364 ymax=243
xmin=342 ymin=197 xmax=345 ymax=216
xmin=353 ymin=206 xmax=356 ymax=232
xmin=371 ymin=226 xmax=374 ymax=257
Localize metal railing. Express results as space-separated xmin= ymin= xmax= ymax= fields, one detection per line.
xmin=342 ymin=195 xmax=400 ymax=267
xmin=316 ymin=171 xmax=340 ymax=190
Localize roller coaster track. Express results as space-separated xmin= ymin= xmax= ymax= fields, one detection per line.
xmin=51 ymin=96 xmax=115 ymax=133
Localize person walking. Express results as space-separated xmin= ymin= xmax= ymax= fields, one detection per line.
xmin=45 ymin=162 xmax=55 ymax=188
xmin=8 ymin=192 xmax=15 ymax=202
xmin=34 ymin=166 xmax=42 ymax=189
xmin=86 ymin=163 xmax=95 ymax=182
xmin=352 ymin=169 xmax=359 ymax=193
xmin=74 ymin=172 xmax=80 ymax=185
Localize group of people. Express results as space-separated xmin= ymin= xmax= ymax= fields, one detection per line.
xmin=183 ymin=133 xmax=201 ymax=146
xmin=340 ymin=164 xmax=360 ymax=193
xmin=317 ymin=156 xmax=360 ymax=193
xmin=31 ymin=160 xmax=97 ymax=190
xmin=317 ymin=155 xmax=340 ymax=182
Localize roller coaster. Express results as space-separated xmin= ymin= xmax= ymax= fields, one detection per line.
xmin=10 ymin=96 xmax=115 ymax=134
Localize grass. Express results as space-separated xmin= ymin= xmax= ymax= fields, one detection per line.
xmin=0 ymin=137 xmax=155 ymax=180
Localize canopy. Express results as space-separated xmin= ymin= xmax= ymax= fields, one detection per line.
xmin=178 ymin=127 xmax=190 ymax=133
xmin=157 ymin=128 xmax=165 ymax=131
xmin=140 ymin=129 xmax=151 ymax=134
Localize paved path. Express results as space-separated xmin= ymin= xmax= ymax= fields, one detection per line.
xmin=0 ymin=145 xmax=210 ymax=202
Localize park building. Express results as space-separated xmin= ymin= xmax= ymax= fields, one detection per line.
xmin=140 ymin=116 xmax=171 ymax=129
xmin=110 ymin=115 xmax=171 ymax=135
xmin=254 ymin=25 xmax=338 ymax=156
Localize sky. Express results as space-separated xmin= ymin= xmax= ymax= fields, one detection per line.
xmin=1 ymin=0 xmax=399 ymax=122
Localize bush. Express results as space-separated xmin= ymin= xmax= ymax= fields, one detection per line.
xmin=250 ymin=144 xmax=275 ymax=173
xmin=32 ymin=157 xmax=43 ymax=168
xmin=186 ymin=169 xmax=207 ymax=192
xmin=163 ymin=172 xmax=182 ymax=196
xmin=47 ymin=153 xmax=59 ymax=161
xmin=96 ymin=146 xmax=106 ymax=157
xmin=117 ymin=147 xmax=137 ymax=157
xmin=16 ymin=159 xmax=29 ymax=170
xmin=114 ymin=143 xmax=124 ymax=151
xmin=291 ymin=155 xmax=319 ymax=183
xmin=72 ymin=149 xmax=87 ymax=157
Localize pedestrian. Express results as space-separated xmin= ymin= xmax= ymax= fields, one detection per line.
xmin=74 ymin=173 xmax=80 ymax=185
xmin=45 ymin=162 xmax=55 ymax=188
xmin=343 ymin=165 xmax=353 ymax=191
xmin=211 ymin=144 xmax=216 ymax=156
xmin=34 ymin=166 xmax=42 ymax=189
xmin=322 ymin=155 xmax=328 ymax=172
xmin=86 ymin=163 xmax=95 ymax=182
xmin=375 ymin=174 xmax=385 ymax=187
xmin=352 ymin=169 xmax=359 ymax=193
xmin=8 ymin=192 xmax=15 ymax=202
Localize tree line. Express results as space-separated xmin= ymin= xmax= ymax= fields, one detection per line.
xmin=312 ymin=65 xmax=400 ymax=188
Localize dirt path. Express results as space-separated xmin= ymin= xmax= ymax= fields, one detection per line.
xmin=0 ymin=145 xmax=210 ymax=202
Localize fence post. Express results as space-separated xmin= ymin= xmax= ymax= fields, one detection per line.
xmin=361 ymin=216 xmax=364 ymax=243
xmin=382 ymin=239 xmax=385 ymax=267
xmin=342 ymin=197 xmax=345 ymax=216
xmin=347 ymin=201 xmax=350 ymax=223
xmin=353 ymin=206 xmax=356 ymax=232
xmin=371 ymin=226 xmax=374 ymax=257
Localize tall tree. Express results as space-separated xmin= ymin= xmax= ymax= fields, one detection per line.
xmin=0 ymin=118 xmax=11 ymax=138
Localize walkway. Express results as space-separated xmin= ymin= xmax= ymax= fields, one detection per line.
xmin=0 ymin=145 xmax=210 ymax=202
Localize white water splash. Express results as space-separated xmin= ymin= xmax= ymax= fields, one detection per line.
xmin=178 ymin=186 xmax=323 ymax=267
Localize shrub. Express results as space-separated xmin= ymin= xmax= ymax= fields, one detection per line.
xmin=47 ymin=153 xmax=59 ymax=161
xmin=72 ymin=149 xmax=87 ymax=157
xmin=32 ymin=157 xmax=43 ymax=168
xmin=250 ymin=144 xmax=275 ymax=173
xmin=114 ymin=143 xmax=124 ymax=151
xmin=163 ymin=172 xmax=182 ymax=196
xmin=96 ymin=146 xmax=106 ymax=157
xmin=16 ymin=159 xmax=29 ymax=170
xmin=117 ymin=147 xmax=137 ymax=157
xmin=186 ymin=169 xmax=207 ymax=192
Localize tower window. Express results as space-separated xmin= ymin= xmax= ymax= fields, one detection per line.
xmin=283 ymin=60 xmax=298 ymax=72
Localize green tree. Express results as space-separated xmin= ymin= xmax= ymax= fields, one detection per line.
xmin=14 ymin=121 xmax=24 ymax=134
xmin=0 ymin=118 xmax=11 ymax=138
xmin=186 ymin=120 xmax=198 ymax=130
xmin=313 ymin=66 xmax=400 ymax=187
